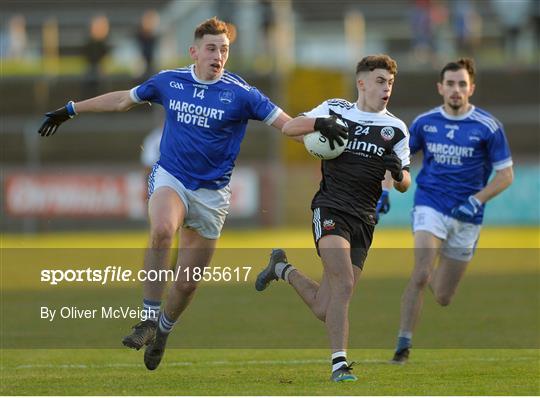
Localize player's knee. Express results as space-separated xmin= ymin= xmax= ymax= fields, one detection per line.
xmin=344 ymin=280 xmax=354 ymax=297
xmin=312 ymin=305 xmax=326 ymax=322
xmin=150 ymin=222 xmax=177 ymax=248
xmin=173 ymin=280 xmax=198 ymax=296
xmin=411 ymin=271 xmax=431 ymax=289
xmin=435 ymin=293 xmax=452 ymax=307
xmin=334 ymin=278 xmax=354 ymax=299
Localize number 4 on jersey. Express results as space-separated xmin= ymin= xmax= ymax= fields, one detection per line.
xmin=193 ymin=88 xmax=205 ymax=100
xmin=446 ymin=129 xmax=455 ymax=140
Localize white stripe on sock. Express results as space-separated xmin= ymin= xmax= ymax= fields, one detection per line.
xmin=398 ymin=330 xmax=412 ymax=339
xmin=331 ymin=351 xmax=348 ymax=372
xmin=274 ymin=262 xmax=288 ymax=279
xmin=283 ymin=265 xmax=295 ymax=283
xmin=332 ymin=351 xmax=347 ymax=360
xmin=332 ymin=360 xmax=347 ymax=373
xmin=158 ymin=313 xmax=176 ymax=334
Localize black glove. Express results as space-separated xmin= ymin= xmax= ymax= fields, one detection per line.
xmin=38 ymin=101 xmax=76 ymax=137
xmin=383 ymin=152 xmax=403 ymax=182
xmin=314 ymin=115 xmax=348 ymax=150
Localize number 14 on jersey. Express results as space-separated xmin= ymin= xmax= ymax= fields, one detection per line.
xmin=193 ymin=88 xmax=205 ymax=100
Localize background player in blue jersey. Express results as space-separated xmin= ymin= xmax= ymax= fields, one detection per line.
xmin=255 ymin=55 xmax=411 ymax=382
xmin=391 ymin=58 xmax=514 ymax=363
xmin=37 ymin=17 xmax=291 ymax=370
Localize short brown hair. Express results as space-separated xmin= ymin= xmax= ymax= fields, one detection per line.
xmin=356 ymin=54 xmax=397 ymax=76
xmin=440 ymin=58 xmax=476 ymax=83
xmin=194 ymin=17 xmax=230 ymax=40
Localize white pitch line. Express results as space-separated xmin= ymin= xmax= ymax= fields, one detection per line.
xmin=13 ymin=359 xmax=328 ymax=370
xmin=10 ymin=356 xmax=538 ymax=370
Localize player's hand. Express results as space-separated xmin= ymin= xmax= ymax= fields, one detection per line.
xmin=451 ymin=195 xmax=482 ymax=222
xmin=383 ymin=152 xmax=403 ymax=182
xmin=38 ymin=101 xmax=77 ymax=137
xmin=375 ymin=189 xmax=390 ymax=221
xmin=314 ymin=115 xmax=348 ymax=150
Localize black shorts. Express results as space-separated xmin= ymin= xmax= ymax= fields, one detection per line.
xmin=311 ymin=207 xmax=375 ymax=269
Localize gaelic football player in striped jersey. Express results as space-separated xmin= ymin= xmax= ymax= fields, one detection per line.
xmin=256 ymin=55 xmax=411 ymax=382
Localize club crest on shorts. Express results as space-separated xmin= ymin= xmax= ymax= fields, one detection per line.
xmin=219 ymin=89 xmax=235 ymax=104
xmin=380 ymin=126 xmax=394 ymax=141
xmin=323 ymin=219 xmax=336 ymax=230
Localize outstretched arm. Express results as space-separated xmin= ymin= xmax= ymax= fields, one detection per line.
xmin=282 ymin=116 xmax=316 ymax=137
xmin=270 ymin=111 xmax=292 ymax=130
xmin=38 ymin=90 xmax=140 ymax=136
xmin=74 ymin=90 xmax=138 ymax=113
xmin=270 ymin=111 xmax=304 ymax=143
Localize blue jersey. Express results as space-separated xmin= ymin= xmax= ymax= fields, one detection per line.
xmin=130 ymin=65 xmax=281 ymax=190
xmin=410 ymin=105 xmax=512 ymax=224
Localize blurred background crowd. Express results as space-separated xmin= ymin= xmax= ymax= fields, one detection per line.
xmin=1 ymin=0 xmax=538 ymax=232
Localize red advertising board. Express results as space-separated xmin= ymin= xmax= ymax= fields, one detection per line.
xmin=5 ymin=173 xmax=146 ymax=219
xmin=4 ymin=169 xmax=259 ymax=219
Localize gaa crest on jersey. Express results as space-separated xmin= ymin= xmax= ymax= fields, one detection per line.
xmin=423 ymin=124 xmax=438 ymax=133
xmin=380 ymin=126 xmax=395 ymax=141
xmin=219 ymin=89 xmax=235 ymax=104
xmin=169 ymin=81 xmax=184 ymax=90
xmin=323 ymin=219 xmax=336 ymax=230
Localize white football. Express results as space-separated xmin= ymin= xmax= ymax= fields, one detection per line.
xmin=303 ymin=117 xmax=348 ymax=160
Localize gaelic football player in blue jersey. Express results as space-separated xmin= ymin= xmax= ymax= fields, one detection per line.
xmin=38 ymin=17 xmax=291 ymax=370
xmin=391 ymin=58 xmax=514 ymax=363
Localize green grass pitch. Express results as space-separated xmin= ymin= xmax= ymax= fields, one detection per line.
xmin=2 ymin=348 xmax=538 ymax=395
xmin=1 ymin=227 xmax=538 ymax=395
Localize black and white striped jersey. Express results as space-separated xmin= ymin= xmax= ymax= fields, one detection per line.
xmin=303 ymin=98 xmax=410 ymax=223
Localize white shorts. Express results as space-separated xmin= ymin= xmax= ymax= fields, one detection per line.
xmin=412 ymin=205 xmax=481 ymax=262
xmin=148 ymin=164 xmax=231 ymax=239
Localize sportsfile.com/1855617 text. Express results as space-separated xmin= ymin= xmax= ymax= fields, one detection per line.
xmin=40 ymin=265 xmax=252 ymax=285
